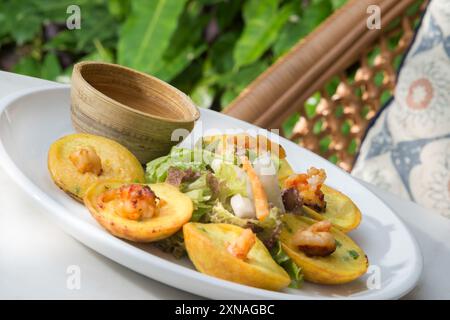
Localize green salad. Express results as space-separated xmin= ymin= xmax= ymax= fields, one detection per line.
xmin=145 ymin=138 xmax=303 ymax=288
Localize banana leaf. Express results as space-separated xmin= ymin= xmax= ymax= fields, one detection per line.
xmin=118 ymin=0 xmax=187 ymax=74
xmin=233 ymin=0 xmax=294 ymax=69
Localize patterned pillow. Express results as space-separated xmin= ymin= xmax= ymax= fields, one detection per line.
xmin=352 ymin=0 xmax=450 ymax=218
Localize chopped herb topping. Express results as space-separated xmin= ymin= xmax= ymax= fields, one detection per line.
xmin=335 ymin=240 xmax=342 ymax=248
xmin=348 ymin=250 xmax=359 ymax=260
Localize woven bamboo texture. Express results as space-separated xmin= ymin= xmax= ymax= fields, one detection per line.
xmin=224 ymin=0 xmax=427 ymax=171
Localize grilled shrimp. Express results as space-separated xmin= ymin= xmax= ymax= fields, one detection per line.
xmin=292 ymin=220 xmax=336 ymax=257
xmin=69 ymin=146 xmax=103 ymax=176
xmin=98 ymin=184 xmax=158 ymax=221
xmin=227 ymin=228 xmax=256 ymax=260
xmin=283 ymin=167 xmax=327 ymax=212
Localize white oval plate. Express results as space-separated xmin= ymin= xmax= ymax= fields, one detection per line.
xmin=0 ymin=86 xmax=422 ymax=299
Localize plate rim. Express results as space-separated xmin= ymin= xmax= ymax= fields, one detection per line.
xmin=0 ymin=85 xmax=423 ymax=300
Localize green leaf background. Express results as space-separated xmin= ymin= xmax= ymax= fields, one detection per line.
xmin=118 ymin=0 xmax=187 ymax=74
xmin=0 ymin=0 xmax=345 ymax=106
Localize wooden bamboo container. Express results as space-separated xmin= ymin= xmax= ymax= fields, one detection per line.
xmin=71 ymin=61 xmax=200 ymax=164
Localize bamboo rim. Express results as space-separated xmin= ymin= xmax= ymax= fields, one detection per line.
xmin=73 ymin=61 xmax=200 ymax=124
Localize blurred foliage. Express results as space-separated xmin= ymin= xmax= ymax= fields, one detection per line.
xmin=0 ymin=0 xmax=345 ymax=110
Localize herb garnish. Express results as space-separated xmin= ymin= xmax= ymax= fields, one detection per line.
xmin=270 ymin=241 xmax=303 ymax=288
xmin=348 ymin=250 xmax=359 ymax=260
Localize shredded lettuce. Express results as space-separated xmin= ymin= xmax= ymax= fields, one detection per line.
xmin=145 ymin=147 xmax=219 ymax=222
xmin=214 ymin=162 xmax=247 ymax=202
xmin=270 ymin=240 xmax=304 ymax=288
xmin=209 ymin=202 xmax=280 ymax=229
xmin=146 ymin=144 xmax=300 ymax=274
xmin=155 ymin=230 xmax=186 ymax=258
xmin=153 ymin=172 xmax=218 ymax=258
xmin=145 ymin=147 xmax=215 ymax=183
xmin=207 ymin=202 xmax=282 ymax=247
xmin=208 ymin=201 xmax=249 ymax=227
xmin=181 ymin=173 xmax=217 ymax=222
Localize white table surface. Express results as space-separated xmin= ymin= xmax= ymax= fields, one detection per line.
xmin=0 ymin=71 xmax=449 ymax=300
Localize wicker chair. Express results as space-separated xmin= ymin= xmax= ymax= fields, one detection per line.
xmin=224 ymin=0 xmax=427 ymax=172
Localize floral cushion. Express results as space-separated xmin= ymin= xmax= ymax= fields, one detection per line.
xmin=352 ymin=0 xmax=450 ymax=218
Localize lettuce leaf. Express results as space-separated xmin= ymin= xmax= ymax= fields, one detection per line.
xmin=208 ymin=202 xmax=282 ymax=248
xmin=154 ymin=172 xmax=219 ymax=258
xmin=270 ymin=240 xmax=304 ymax=288
xmin=146 ymin=147 xmax=220 ymax=223
xmin=181 ymin=173 xmax=218 ymax=222
xmin=208 ymin=201 xmax=249 ymax=227
xmin=214 ymin=162 xmax=248 ymax=202
xmin=155 ymin=230 xmax=186 ymax=259
xmin=145 ymin=147 xmax=216 ymax=183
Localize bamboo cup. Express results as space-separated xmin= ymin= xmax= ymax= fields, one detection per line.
xmin=71 ymin=61 xmax=200 ymax=164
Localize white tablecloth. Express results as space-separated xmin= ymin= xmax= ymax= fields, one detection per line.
xmin=0 ymin=71 xmax=449 ymax=299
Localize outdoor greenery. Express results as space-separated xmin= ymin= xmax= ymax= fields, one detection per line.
xmin=0 ymin=0 xmax=346 ymax=110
